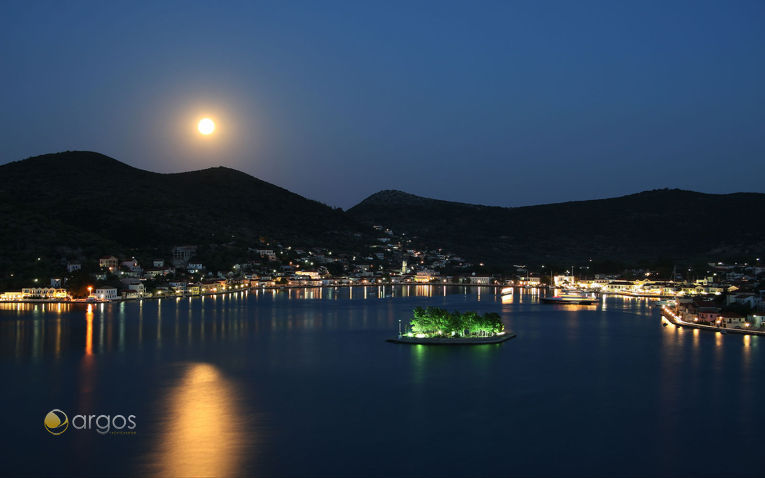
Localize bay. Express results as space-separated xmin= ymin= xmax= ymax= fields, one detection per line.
xmin=0 ymin=286 xmax=760 ymax=477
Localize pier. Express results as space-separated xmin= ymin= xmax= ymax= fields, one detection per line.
xmin=661 ymin=305 xmax=765 ymax=336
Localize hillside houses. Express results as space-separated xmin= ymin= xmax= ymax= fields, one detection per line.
xmin=2 ymin=221 xmax=762 ymax=305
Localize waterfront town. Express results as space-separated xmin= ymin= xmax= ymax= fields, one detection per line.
xmin=1 ymin=223 xmax=763 ymax=326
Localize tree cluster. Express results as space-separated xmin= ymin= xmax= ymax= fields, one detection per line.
xmin=409 ymin=307 xmax=503 ymax=337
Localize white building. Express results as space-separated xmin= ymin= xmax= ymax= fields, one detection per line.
xmin=415 ymin=270 xmax=438 ymax=283
xmin=517 ymin=276 xmax=541 ymax=287
xmin=470 ymin=276 xmax=491 ymax=285
xmin=121 ymin=279 xmax=145 ymax=297
xmin=602 ymin=281 xmax=634 ymax=293
xmin=553 ymin=275 xmax=575 ymax=287
xmin=93 ymin=288 xmax=118 ymax=301
xmin=99 ymin=256 xmax=118 ymax=271
xmin=121 ymin=259 xmax=141 ymax=272
xmin=295 ymin=271 xmax=322 ymax=280
xmin=144 ymin=267 xmax=173 ymax=279
xmin=255 ymin=249 xmax=277 ymax=260
xmin=169 ymin=281 xmax=187 ymax=293
xmin=20 ymin=288 xmax=69 ymax=299
xmin=0 ymin=291 xmax=26 ymax=301
xmin=727 ymin=293 xmax=761 ymax=310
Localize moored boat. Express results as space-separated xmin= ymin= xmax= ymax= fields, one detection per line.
xmin=541 ymin=290 xmax=598 ymax=305
xmin=653 ymin=299 xmax=677 ymax=307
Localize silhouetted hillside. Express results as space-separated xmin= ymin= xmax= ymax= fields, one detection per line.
xmin=0 ymin=151 xmax=365 ymax=275
xmin=349 ymin=189 xmax=765 ymax=267
xmin=2 ymin=151 xmax=763 ymax=280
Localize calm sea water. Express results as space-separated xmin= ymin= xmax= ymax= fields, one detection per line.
xmin=0 ymin=286 xmax=761 ymax=477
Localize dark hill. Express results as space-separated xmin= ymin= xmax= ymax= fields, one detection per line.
xmin=0 ymin=151 xmax=364 ymax=274
xmin=349 ymin=189 xmax=765 ymax=266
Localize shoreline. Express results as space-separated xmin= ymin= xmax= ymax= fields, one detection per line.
xmin=0 ymin=289 xmax=251 ymax=305
xmin=661 ymin=306 xmax=765 ymax=336
xmin=0 ymin=283 xmax=510 ymax=305
xmin=0 ymin=284 xmax=705 ymax=306
xmin=387 ymin=332 xmax=516 ymax=345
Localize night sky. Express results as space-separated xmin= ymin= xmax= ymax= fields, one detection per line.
xmin=2 ymin=1 xmax=764 ymax=208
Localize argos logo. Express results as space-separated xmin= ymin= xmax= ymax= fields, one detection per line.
xmin=43 ymin=409 xmax=69 ymax=435
xmin=44 ymin=409 xmax=136 ymax=436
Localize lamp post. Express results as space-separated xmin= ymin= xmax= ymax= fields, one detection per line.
xmin=398 ymin=319 xmax=402 ymax=338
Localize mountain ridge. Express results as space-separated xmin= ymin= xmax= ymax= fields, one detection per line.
xmin=1 ymin=151 xmax=763 ymax=280
xmin=349 ymin=187 xmax=765 ymax=267
xmin=0 ymin=151 xmax=367 ymax=279
xmin=353 ymin=187 xmax=765 ymax=210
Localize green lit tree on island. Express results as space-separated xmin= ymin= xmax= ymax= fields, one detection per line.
xmin=408 ymin=307 xmax=503 ymax=337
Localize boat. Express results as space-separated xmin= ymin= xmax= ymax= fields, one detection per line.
xmin=541 ymin=290 xmax=599 ymax=305
xmin=500 ymin=287 xmax=514 ymax=295
xmin=653 ymin=299 xmax=677 ymax=307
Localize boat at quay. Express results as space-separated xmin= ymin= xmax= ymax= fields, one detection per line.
xmin=541 ymin=290 xmax=599 ymax=305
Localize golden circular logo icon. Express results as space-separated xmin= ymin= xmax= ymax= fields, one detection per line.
xmin=44 ymin=409 xmax=69 ymax=435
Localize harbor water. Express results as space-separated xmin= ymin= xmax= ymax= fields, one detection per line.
xmin=1 ymin=286 xmax=761 ymax=477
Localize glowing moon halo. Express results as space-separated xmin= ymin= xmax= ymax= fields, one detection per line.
xmin=198 ymin=118 xmax=215 ymax=135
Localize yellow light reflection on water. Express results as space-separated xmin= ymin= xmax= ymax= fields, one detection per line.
xmin=146 ymin=363 xmax=250 ymax=477
xmin=85 ymin=304 xmax=94 ymax=355
xmin=692 ymin=328 xmax=700 ymax=349
xmin=54 ymin=317 xmax=62 ymax=358
xmin=743 ymin=334 xmax=752 ymax=368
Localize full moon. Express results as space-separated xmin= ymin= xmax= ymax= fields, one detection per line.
xmin=198 ymin=118 xmax=215 ymax=135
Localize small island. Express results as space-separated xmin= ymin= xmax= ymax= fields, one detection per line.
xmin=387 ymin=307 xmax=516 ymax=345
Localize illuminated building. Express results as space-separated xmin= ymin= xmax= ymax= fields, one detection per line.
xmin=93 ymin=288 xmax=118 ymax=301
xmin=469 ymin=276 xmax=491 ymax=285
xmin=99 ymin=255 xmax=119 ymax=272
